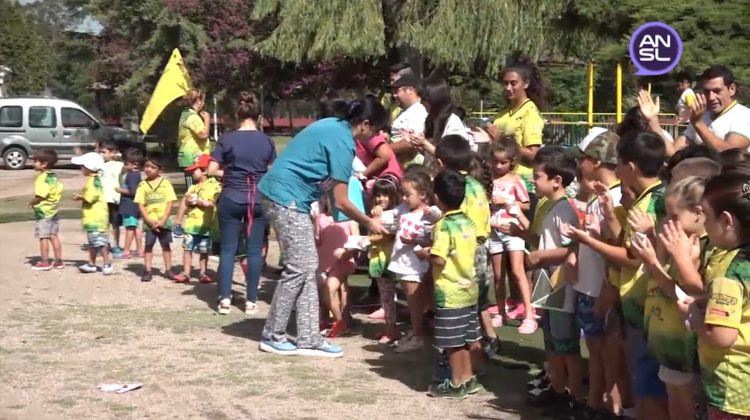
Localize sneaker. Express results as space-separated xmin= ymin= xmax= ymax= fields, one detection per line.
xmin=259 ymin=339 xmax=298 ymax=356
xmin=218 ymin=298 xmax=231 ymax=315
xmin=527 ymin=369 xmax=549 ymax=390
xmin=245 ymin=301 xmax=258 ymax=316
xmin=111 ymin=247 xmax=125 ymax=258
xmin=141 ymin=271 xmax=153 ymax=282
xmin=297 ymin=340 xmax=344 ymax=358
xmin=164 ymin=271 xmax=178 ymax=281
xmin=506 ymin=304 xmax=526 ymax=320
xmin=482 ymin=337 xmax=501 ymax=359
xmin=32 ymin=261 xmax=53 ymax=271
xmin=172 ymin=273 xmax=189 ymax=283
xmin=394 ymin=330 xmax=414 ymax=347
xmin=326 ymin=320 xmax=347 ymax=338
xmin=53 ymin=260 xmax=65 ymax=269
xmin=464 ymin=376 xmax=484 ymax=394
xmin=518 ymin=318 xmax=538 ymax=334
xmin=78 ymin=263 xmax=98 ymax=273
xmin=368 ymin=307 xmax=385 ymax=320
xmin=428 ymin=379 xmax=467 ymax=399
xmin=394 ymin=334 xmax=424 ymax=353
xmin=102 ymin=264 xmax=114 ymax=275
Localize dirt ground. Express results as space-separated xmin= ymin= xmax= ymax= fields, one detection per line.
xmin=0 ymin=219 xmax=548 ymax=420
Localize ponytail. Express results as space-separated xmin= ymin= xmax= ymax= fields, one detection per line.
xmin=236 ymin=91 xmax=260 ymax=121
xmin=345 ymin=96 xmax=388 ymax=131
xmin=502 ymin=55 xmax=548 ymax=110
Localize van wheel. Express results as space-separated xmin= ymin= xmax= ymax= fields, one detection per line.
xmin=3 ymin=147 xmax=27 ymax=170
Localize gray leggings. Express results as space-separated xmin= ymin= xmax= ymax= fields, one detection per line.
xmin=261 ymin=199 xmax=324 ymax=349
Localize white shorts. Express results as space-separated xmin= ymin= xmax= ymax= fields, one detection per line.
xmin=489 ymin=230 xmax=526 ymax=254
xmin=394 ymin=273 xmax=421 ymax=283
xmin=658 ymin=365 xmax=695 ymax=386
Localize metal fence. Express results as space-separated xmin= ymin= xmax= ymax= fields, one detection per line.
xmin=469 ymin=111 xmax=686 ymax=147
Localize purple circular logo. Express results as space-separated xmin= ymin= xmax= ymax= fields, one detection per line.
xmin=629 ymin=22 xmax=683 ymax=76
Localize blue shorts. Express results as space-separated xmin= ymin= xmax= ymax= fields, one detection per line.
xmin=121 ymin=216 xmax=140 ymax=228
xmin=625 ymin=326 xmax=667 ymax=399
xmin=183 ymin=234 xmax=211 ymax=254
xmin=575 ymin=292 xmax=605 ymax=338
xmin=86 ymin=231 xmax=109 ymax=249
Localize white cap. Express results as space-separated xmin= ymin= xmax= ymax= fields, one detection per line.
xmin=576 ymin=127 xmax=608 ymax=152
xmin=71 ymin=152 xmax=104 ymax=171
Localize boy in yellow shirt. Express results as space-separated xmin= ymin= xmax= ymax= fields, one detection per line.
xmin=71 ymin=152 xmax=112 ymax=275
xmin=134 ymin=152 xmax=177 ymax=282
xmin=173 ymin=155 xmax=221 ymax=284
xmin=29 ymin=149 xmax=64 ymax=271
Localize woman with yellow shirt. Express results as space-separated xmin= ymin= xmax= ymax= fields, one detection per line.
xmin=483 ymin=58 xmax=548 ymax=195
xmin=178 ymin=89 xmax=212 ymax=186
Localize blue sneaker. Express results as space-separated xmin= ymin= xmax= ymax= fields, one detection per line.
xmin=111 ymin=247 xmax=125 ymax=258
xmin=259 ymin=339 xmax=298 ymax=356
xmin=297 ymin=340 xmax=343 ymax=358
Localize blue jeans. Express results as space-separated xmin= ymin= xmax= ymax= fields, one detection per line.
xmin=218 ymin=194 xmax=267 ymax=303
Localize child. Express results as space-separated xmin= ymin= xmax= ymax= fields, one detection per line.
xmin=115 ymin=149 xmax=144 ymax=258
xmin=615 ymin=130 xmax=669 ymax=419
xmin=388 ymin=169 xmax=436 ymax=353
xmin=426 ymin=169 xmax=480 ymax=399
xmin=571 ymin=129 xmax=625 ymax=416
xmin=99 ymin=140 xmax=125 ymax=257
xmin=631 ymin=177 xmax=710 ymax=420
xmin=369 ymin=176 xmax=402 ymax=344
xmin=511 ymin=146 xmax=583 ymax=412
xmin=486 ymin=136 xmax=534 ymax=333
xmin=173 ymin=154 xmax=221 ymax=284
xmin=134 ymin=152 xmax=177 ymax=282
xmin=315 ymin=194 xmax=358 ymax=338
xmin=434 ymin=135 xmax=497 ymax=372
xmin=29 ymin=149 xmax=64 ymax=270
xmin=71 ymin=152 xmax=113 ymax=275
xmin=691 ymin=169 xmax=750 ymax=420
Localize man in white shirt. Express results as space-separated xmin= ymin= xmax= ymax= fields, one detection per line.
xmin=675 ymin=65 xmax=750 ymax=152
xmin=389 ymin=74 xmax=428 ymax=164
xmin=674 ymin=71 xmax=695 ymax=124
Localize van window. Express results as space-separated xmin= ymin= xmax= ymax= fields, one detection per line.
xmin=62 ymin=107 xmax=96 ymax=128
xmin=0 ymin=106 xmax=22 ymax=127
xmin=29 ymin=106 xmax=57 ymax=128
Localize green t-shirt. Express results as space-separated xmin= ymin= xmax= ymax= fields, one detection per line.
xmin=431 ymin=210 xmax=478 ymax=308
xmin=81 ymin=175 xmax=108 ymax=232
xmin=33 ymin=171 xmax=63 ymax=220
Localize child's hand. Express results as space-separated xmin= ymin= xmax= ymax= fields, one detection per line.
xmin=688 ymin=297 xmax=707 ymax=332
xmin=115 ymin=187 xmax=128 ymax=194
xmin=73 ymin=193 xmax=83 ymax=201
xmin=370 ymin=205 xmax=384 ymax=217
xmin=497 ymin=222 xmax=524 ymax=237
xmin=676 ymin=295 xmax=695 ymax=320
xmin=594 ymin=182 xmax=615 ymax=215
xmin=491 ymin=195 xmax=508 ymax=207
xmin=630 ymin=232 xmax=658 ymax=265
xmin=627 ymin=209 xmax=655 ymax=235
xmin=415 ymin=246 xmax=431 ymax=260
xmin=659 ymin=220 xmax=700 ymax=265
xmin=560 ymin=223 xmax=587 ymax=242
xmin=526 ymin=251 xmax=541 ymax=269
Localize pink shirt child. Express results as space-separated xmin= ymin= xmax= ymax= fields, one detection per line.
xmin=489 ymin=177 xmax=529 ymax=227
xmin=356 ymin=134 xmax=403 ymax=179
xmin=316 ymin=213 xmax=356 ymax=282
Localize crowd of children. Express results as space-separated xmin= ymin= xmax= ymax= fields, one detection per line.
xmin=27 ymin=122 xmax=750 ymax=419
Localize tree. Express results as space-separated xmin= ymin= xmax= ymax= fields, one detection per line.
xmin=0 ymin=0 xmax=50 ymax=95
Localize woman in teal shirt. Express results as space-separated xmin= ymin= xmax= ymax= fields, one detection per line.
xmin=258 ymin=97 xmax=389 ymax=358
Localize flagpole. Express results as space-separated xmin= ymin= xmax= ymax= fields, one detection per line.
xmin=212 ymin=96 xmax=218 ymax=141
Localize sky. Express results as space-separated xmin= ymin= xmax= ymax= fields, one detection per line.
xmin=19 ymin=0 xmax=103 ymax=34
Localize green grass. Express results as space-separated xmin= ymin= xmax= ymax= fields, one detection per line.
xmin=272 ymin=135 xmax=291 ymax=154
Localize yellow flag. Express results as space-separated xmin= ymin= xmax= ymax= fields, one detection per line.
xmin=140 ymin=48 xmax=192 ymax=134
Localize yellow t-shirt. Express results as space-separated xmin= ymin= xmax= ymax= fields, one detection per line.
xmin=33 ymin=171 xmax=63 ymax=220
xmin=178 ymin=109 xmax=210 ymax=168
xmin=81 ymin=174 xmax=108 ymax=232
xmin=460 ymin=174 xmax=491 ymax=240
xmin=493 ymin=100 xmax=544 ymax=186
xmin=183 ymin=178 xmax=221 ymax=236
xmin=134 ymin=177 xmax=177 ymax=228
xmin=644 ymin=235 xmax=710 ymax=373
xmin=431 ymin=209 xmax=478 ymax=308
xmin=699 ymin=246 xmax=750 ymax=416
xmin=620 ymin=181 xmax=665 ymax=329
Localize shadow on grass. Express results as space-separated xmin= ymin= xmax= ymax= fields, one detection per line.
xmin=220 ymin=317 xmax=266 ymax=342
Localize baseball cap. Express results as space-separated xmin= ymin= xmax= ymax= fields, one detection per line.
xmin=583 ymin=131 xmax=620 ymax=166
xmin=186 ymin=154 xmax=212 ymax=172
xmin=390 ymin=74 xmax=422 ymax=90
xmin=71 ymin=152 xmax=104 ymax=171
xmin=568 ymin=127 xmax=608 ymax=159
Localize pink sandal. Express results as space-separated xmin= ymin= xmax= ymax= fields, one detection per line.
xmin=518 ymin=319 xmax=538 ymax=335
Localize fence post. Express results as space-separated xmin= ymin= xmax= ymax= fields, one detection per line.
xmin=616 ymin=62 xmax=623 ymax=123
xmin=587 ymin=61 xmax=594 ymax=129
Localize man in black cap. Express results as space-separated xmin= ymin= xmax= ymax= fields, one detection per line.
xmin=389 ymin=74 xmax=428 ymax=165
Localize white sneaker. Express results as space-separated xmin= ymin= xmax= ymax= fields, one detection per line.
xmin=394 ymin=334 xmax=424 ymax=353
xmin=245 ymin=301 xmax=258 ymax=316
xmin=78 ymin=263 xmax=98 ymax=273
xmin=218 ymin=298 xmax=231 ymax=315
xmin=102 ymin=264 xmax=114 ymax=275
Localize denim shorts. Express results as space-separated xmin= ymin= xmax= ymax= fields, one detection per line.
xmin=183 ymin=234 xmax=211 ymax=254
xmin=35 ymin=215 xmax=60 ymax=239
xmin=575 ymin=292 xmax=605 ymax=338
